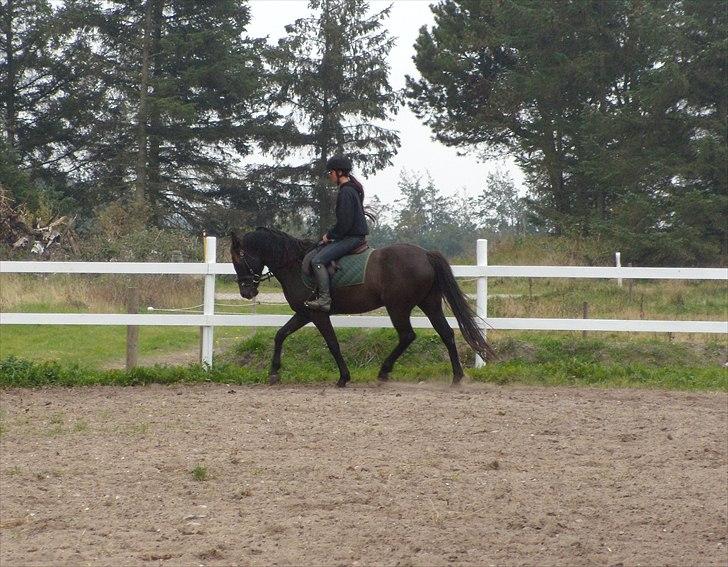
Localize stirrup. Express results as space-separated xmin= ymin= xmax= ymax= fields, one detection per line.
xmin=305 ymin=296 xmax=331 ymax=312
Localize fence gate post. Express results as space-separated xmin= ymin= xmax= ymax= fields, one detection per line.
xmin=200 ymin=236 xmax=216 ymax=368
xmin=475 ymin=239 xmax=488 ymax=368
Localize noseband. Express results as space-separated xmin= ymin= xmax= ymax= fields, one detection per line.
xmin=237 ymin=250 xmax=274 ymax=287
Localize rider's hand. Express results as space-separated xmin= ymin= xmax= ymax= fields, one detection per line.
xmin=322 ymin=234 xmax=330 ymax=243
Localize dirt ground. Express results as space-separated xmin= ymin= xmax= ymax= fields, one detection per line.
xmin=0 ymin=381 xmax=726 ymax=567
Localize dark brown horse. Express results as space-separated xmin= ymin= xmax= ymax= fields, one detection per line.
xmin=230 ymin=228 xmax=494 ymax=387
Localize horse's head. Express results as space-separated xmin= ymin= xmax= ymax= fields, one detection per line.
xmin=230 ymin=227 xmax=312 ymax=299
xmin=230 ymin=230 xmax=264 ymax=300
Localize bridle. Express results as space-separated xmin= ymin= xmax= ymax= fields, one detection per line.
xmin=236 ymin=249 xmax=274 ymax=287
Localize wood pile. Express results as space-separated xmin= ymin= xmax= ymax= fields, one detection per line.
xmin=0 ymin=186 xmax=79 ymax=257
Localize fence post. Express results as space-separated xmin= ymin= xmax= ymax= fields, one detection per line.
xmin=616 ymin=251 xmax=622 ymax=287
xmin=126 ymin=285 xmax=139 ymax=370
xmin=475 ymin=239 xmax=488 ymax=368
xmin=200 ymin=236 xmax=216 ymax=368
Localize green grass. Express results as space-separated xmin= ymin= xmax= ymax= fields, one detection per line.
xmin=221 ymin=328 xmax=726 ymax=391
xmin=462 ymin=278 xmax=727 ymax=321
xmin=2 ymin=238 xmax=725 ymax=389
xmin=191 ymin=465 xmax=209 ymax=481
xmin=2 ymin=330 xmax=724 ymax=391
xmin=0 ymin=303 xmax=298 ymax=367
xmin=0 ymin=325 xmax=201 ymax=366
xmin=0 ymin=356 xmax=262 ymax=388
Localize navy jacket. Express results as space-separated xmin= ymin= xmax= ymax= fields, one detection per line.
xmin=326 ymin=182 xmax=369 ymax=240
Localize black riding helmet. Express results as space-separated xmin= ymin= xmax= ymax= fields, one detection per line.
xmin=326 ymin=155 xmax=352 ymax=174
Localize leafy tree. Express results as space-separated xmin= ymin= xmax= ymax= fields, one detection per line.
xmin=0 ymin=139 xmax=32 ymax=204
xmin=265 ymin=0 xmax=400 ymax=235
xmin=393 ymin=172 xmax=473 ymax=256
xmin=473 ymin=168 xmax=522 ymax=233
xmin=579 ymin=0 xmax=727 ymax=263
xmin=363 ymin=193 xmax=397 ymax=246
xmin=406 ymin=0 xmax=631 ymax=234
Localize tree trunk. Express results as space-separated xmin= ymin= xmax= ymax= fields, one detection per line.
xmin=134 ymin=0 xmax=154 ymax=206
xmin=148 ymin=0 xmax=164 ymax=220
xmin=316 ymin=1 xmax=336 ymax=236
xmin=4 ymin=0 xmax=16 ymax=147
xmin=316 ymin=141 xmax=334 ymax=236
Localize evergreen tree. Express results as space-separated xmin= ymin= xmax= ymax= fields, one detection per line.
xmin=0 ymin=0 xmax=104 ymax=211
xmin=574 ymin=0 xmax=727 ymax=263
xmin=407 ymin=0 xmax=635 ymax=235
xmin=87 ymin=0 xmax=269 ymax=228
xmin=265 ymin=0 xmax=400 ymax=235
xmin=407 ymin=0 xmax=726 ymax=263
xmin=365 ymin=193 xmax=397 ymax=247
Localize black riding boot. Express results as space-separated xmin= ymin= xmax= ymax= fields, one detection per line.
xmin=305 ymin=263 xmax=332 ymax=312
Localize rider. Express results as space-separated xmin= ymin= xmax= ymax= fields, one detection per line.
xmin=305 ymin=154 xmax=369 ymax=312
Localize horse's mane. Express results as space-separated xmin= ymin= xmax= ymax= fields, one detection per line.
xmin=242 ymin=227 xmax=316 ymax=268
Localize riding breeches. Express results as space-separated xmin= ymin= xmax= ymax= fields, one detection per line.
xmin=311 ymin=236 xmax=366 ymax=266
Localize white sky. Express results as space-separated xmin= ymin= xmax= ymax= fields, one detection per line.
xmin=246 ymin=0 xmax=524 ymax=208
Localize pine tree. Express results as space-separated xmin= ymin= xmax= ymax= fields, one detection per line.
xmin=407 ymin=0 xmax=726 ymax=263
xmin=393 ymin=172 xmax=471 ymax=256
xmin=407 ymin=0 xmax=637 ymax=235
xmin=265 ymin=0 xmax=400 ymax=235
xmin=88 ymin=0 xmax=269 ymax=228
xmin=0 ymin=0 xmax=104 ymax=208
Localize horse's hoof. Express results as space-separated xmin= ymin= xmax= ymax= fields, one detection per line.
xmin=451 ymin=377 xmax=463 ymax=388
xmin=336 ymin=378 xmax=349 ymax=388
xmin=378 ymin=373 xmax=389 ymax=382
xmin=268 ymin=374 xmax=280 ymax=385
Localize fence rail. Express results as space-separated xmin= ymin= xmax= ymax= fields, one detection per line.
xmin=2 ymin=238 xmax=726 ymax=367
xmin=2 ymin=261 xmax=726 ymax=280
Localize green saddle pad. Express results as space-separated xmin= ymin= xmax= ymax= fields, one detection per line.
xmin=304 ymin=247 xmax=374 ymax=289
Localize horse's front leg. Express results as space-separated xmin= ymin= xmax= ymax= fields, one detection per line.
xmin=269 ymin=311 xmax=310 ymax=384
xmin=309 ymin=312 xmax=350 ymax=387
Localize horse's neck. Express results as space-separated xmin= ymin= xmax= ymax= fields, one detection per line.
xmin=273 ymin=262 xmax=298 ymax=283
xmin=271 ymin=259 xmax=308 ymax=301
xmin=258 ymin=231 xmax=310 ymax=298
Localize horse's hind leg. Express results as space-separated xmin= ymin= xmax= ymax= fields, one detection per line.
xmin=419 ymin=292 xmax=464 ymax=385
xmin=378 ymin=306 xmax=416 ymax=381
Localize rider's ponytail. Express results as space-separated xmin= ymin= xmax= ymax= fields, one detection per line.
xmin=348 ymin=175 xmax=377 ymax=223
xmin=348 ymin=175 xmax=365 ymax=202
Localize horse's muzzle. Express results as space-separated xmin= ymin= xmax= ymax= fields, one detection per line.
xmin=239 ymin=286 xmax=259 ymax=300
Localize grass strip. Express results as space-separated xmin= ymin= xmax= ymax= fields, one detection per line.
xmin=1 ymin=330 xmax=725 ymax=391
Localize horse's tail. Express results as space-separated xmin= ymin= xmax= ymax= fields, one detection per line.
xmin=426 ymin=250 xmax=496 ymax=362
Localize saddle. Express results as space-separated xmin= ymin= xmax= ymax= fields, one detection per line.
xmin=302 ymin=241 xmax=370 ymax=277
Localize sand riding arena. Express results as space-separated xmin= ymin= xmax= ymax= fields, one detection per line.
xmin=1 ymin=382 xmax=726 ymax=566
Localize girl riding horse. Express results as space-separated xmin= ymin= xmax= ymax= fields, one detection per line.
xmin=305 ymin=154 xmax=369 ymax=312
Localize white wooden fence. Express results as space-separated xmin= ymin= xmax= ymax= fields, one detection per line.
xmin=1 ymin=238 xmax=726 ymax=368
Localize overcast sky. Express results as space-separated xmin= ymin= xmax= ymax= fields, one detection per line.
xmin=246 ymin=0 xmax=524 ymax=209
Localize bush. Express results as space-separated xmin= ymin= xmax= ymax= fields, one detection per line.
xmin=79 ymin=202 xmax=201 ymax=262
